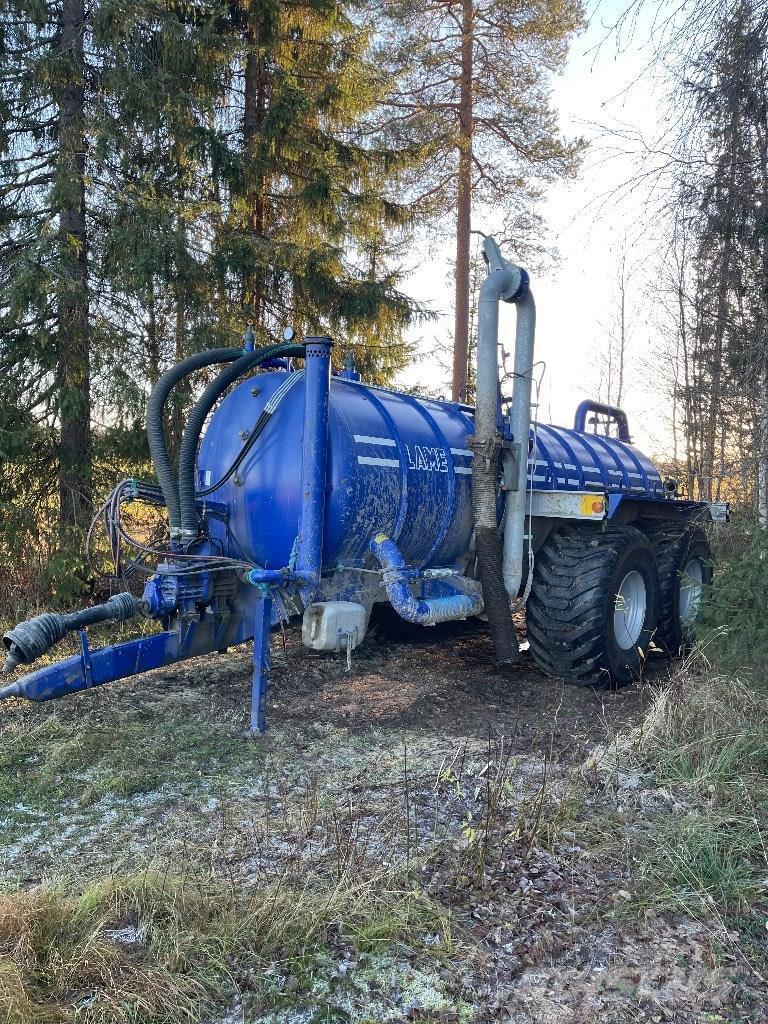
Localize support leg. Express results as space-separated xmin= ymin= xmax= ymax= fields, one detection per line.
xmin=250 ymin=594 xmax=273 ymax=735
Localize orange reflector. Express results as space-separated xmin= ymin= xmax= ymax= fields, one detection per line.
xmin=580 ymin=495 xmax=605 ymax=516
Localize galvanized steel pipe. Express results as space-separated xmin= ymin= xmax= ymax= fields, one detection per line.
xmin=502 ymin=288 xmax=536 ymax=599
xmin=471 ymin=237 xmax=525 ymax=665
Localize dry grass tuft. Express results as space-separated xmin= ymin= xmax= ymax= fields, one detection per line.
xmin=0 ymin=867 xmax=448 ymax=1024
xmin=592 ymin=656 xmax=768 ymax=801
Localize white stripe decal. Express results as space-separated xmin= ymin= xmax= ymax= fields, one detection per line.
xmin=450 ymin=448 xmax=473 ymax=457
xmin=454 ymin=466 xmax=472 ymax=475
xmin=353 ymin=434 xmax=396 ymax=447
xmin=357 ymin=456 xmax=399 ymax=468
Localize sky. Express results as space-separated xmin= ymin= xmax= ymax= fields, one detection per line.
xmin=393 ymin=0 xmax=674 ymax=458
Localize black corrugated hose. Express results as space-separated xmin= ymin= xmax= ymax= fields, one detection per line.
xmin=147 ymin=347 xmax=245 ymax=537
xmin=177 ymin=343 xmax=305 ymax=541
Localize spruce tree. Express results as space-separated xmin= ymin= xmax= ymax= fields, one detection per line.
xmin=210 ymin=0 xmax=423 ymax=381
xmin=0 ymin=0 xmax=92 ymax=586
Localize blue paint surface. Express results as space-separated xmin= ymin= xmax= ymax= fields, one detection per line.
xmin=3 ymin=364 xmax=683 ymax=708
xmin=198 ymin=371 xmax=667 ymax=575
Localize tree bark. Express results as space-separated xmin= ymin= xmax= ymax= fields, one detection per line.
xmin=56 ymin=0 xmax=91 ymax=540
xmin=244 ymin=18 xmax=268 ymax=328
xmin=452 ymin=0 xmax=473 ymax=403
xmin=616 ymin=250 xmax=626 ymax=408
xmin=754 ymin=59 xmax=768 ymax=526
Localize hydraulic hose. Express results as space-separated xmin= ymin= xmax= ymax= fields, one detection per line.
xmin=177 ymin=343 xmax=305 ymax=542
xmin=197 ymin=369 xmax=306 ymax=497
xmin=147 ymin=347 xmax=245 ymax=538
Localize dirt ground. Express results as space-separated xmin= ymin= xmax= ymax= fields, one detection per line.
xmin=2 ymin=620 xmax=766 ymax=1022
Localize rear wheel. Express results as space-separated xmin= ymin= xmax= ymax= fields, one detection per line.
xmin=527 ymin=525 xmax=660 ymax=687
xmin=642 ymin=523 xmax=712 ymax=656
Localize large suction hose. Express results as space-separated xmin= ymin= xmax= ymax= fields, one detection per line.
xmin=471 ymin=237 xmax=529 ymax=666
xmin=2 ymin=592 xmax=141 ymax=673
xmin=370 ymin=535 xmax=484 ymax=625
xmin=147 ymin=347 xmax=245 ymax=538
xmin=177 ymin=343 xmax=305 ymax=542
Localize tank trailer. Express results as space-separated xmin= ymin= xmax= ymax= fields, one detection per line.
xmin=1 ymin=238 xmax=715 ymax=731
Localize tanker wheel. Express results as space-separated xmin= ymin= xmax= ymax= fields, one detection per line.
xmin=527 ymin=525 xmax=660 ymax=688
xmin=641 ymin=522 xmax=712 ymax=656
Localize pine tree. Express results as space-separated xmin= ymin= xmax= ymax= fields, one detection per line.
xmin=376 ymin=0 xmax=585 ymax=400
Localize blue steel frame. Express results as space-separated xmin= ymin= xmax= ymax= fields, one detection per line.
xmin=249 ymin=336 xmax=332 ymax=732
xmin=0 ymin=338 xmax=335 ymax=736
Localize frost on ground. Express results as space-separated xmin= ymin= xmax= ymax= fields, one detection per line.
xmin=1 ymin=622 xmax=766 ymax=1022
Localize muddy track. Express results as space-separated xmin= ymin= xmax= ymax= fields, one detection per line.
xmin=3 ymin=618 xmax=668 ymax=757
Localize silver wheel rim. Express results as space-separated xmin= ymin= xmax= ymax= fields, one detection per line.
xmin=613 ymin=570 xmax=647 ymax=651
xmin=679 ymin=557 xmax=704 ymax=627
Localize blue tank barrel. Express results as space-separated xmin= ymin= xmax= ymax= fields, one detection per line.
xmin=197 ymin=373 xmax=476 ymax=573
xmin=198 ymin=371 xmax=664 ymax=581
xmin=531 ymin=424 xmax=663 ymax=495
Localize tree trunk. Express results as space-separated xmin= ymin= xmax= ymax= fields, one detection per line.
xmin=755 ymin=62 xmax=768 ymax=526
xmin=759 ymin=358 xmax=768 ymax=527
xmin=451 ymin=0 xmax=473 ymax=404
xmin=616 ymin=251 xmax=626 ymax=408
xmin=56 ymin=0 xmax=91 ymax=540
xmin=244 ymin=18 xmax=268 ymax=329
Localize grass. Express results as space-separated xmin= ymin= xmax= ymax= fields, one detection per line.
xmin=0 ymin=867 xmax=454 ymax=1024
xmin=639 ymin=812 xmax=766 ymax=915
xmin=0 ymin=689 xmax=471 ymax=1022
xmin=602 ymin=660 xmax=768 ymax=925
xmin=0 ymin=709 xmax=261 ymax=812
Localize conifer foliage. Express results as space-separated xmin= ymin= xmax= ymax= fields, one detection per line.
xmin=375 ymin=0 xmax=585 ymax=401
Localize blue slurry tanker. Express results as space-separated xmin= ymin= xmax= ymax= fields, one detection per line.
xmin=1 ymin=238 xmax=717 ymax=731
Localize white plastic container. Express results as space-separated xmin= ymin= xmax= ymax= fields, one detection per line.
xmin=301 ymin=602 xmax=367 ymax=652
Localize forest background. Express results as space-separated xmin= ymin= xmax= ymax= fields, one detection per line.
xmin=0 ymin=0 xmax=764 ymax=605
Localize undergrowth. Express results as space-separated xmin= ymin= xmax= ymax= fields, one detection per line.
xmin=607 ymin=662 xmax=768 ymax=936
xmin=697 ymin=522 xmax=768 ymax=677
xmin=0 ymin=867 xmax=449 ymax=1024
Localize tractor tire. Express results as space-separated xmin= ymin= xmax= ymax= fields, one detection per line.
xmin=527 ymin=525 xmax=660 ymax=688
xmin=641 ymin=522 xmax=712 ymax=656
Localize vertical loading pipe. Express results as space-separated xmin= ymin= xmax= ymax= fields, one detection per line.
xmin=295 ymin=337 xmax=333 ymax=604
xmin=471 ymin=237 xmax=527 ymax=665
xmin=502 ymin=285 xmax=536 ymax=599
